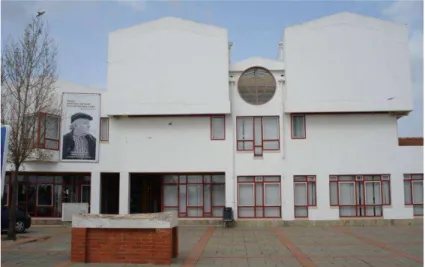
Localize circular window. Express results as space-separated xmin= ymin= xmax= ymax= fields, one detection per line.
xmin=237 ymin=67 xmax=276 ymax=105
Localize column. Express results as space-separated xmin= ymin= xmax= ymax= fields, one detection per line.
xmin=90 ymin=171 xmax=101 ymax=214
xmin=119 ymin=172 xmax=130 ymax=215
xmin=225 ymin=171 xmax=234 ymax=209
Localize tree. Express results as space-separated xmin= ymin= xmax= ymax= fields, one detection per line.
xmin=1 ymin=15 xmax=59 ymax=240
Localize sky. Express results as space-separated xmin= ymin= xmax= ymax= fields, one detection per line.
xmin=1 ymin=0 xmax=423 ymax=137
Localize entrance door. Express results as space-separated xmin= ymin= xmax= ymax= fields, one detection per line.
xmin=130 ymin=174 xmax=162 ymax=214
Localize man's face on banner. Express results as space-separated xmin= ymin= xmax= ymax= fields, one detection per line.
xmin=73 ymin=118 xmax=91 ymax=135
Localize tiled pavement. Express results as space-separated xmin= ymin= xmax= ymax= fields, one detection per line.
xmin=1 ymin=224 xmax=423 ymax=267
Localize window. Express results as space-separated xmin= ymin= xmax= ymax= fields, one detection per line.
xmin=404 ymin=174 xmax=423 ymax=216
xmin=237 ymin=176 xmax=281 ymax=218
xmin=162 ymin=174 xmax=225 ymax=218
xmin=5 ymin=173 xmax=90 ymax=217
xmin=81 ymin=185 xmax=91 ymax=203
xmin=291 ymin=114 xmax=306 ymax=139
xmin=36 ymin=184 xmax=53 ymax=206
xmin=238 ymin=67 xmax=277 ymax=105
xmin=25 ymin=112 xmax=60 ymax=150
xmin=210 ymin=115 xmax=225 ymax=140
xmin=329 ymin=175 xmax=391 ymax=217
xmin=236 ymin=116 xmax=280 ymax=156
xmin=294 ymin=176 xmax=316 ymax=218
xmin=100 ymin=117 xmax=109 ymax=141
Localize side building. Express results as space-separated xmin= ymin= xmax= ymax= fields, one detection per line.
xmin=4 ymin=13 xmax=423 ymax=224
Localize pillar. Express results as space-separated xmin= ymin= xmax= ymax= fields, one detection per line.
xmin=90 ymin=171 xmax=101 ymax=214
xmin=119 ymin=172 xmax=130 ymax=215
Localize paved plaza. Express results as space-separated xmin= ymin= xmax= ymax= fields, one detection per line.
xmin=1 ymin=224 xmax=423 ymax=267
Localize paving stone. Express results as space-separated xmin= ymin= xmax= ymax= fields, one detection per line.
xmin=1 ymin=225 xmax=423 ymax=267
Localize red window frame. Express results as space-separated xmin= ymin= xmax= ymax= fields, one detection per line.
xmin=237 ymin=176 xmax=281 ymax=218
xmin=329 ymin=175 xmax=391 ymax=218
xmin=4 ymin=173 xmax=90 ymax=218
xmin=293 ymin=175 xmax=317 ymax=218
xmin=290 ymin=114 xmax=306 ymax=139
xmin=100 ymin=117 xmax=110 ymax=141
xmin=162 ymin=174 xmax=225 ymax=218
xmin=403 ymin=174 xmax=423 ymax=216
xmin=210 ymin=115 xmax=225 ymax=140
xmin=236 ymin=116 xmax=280 ymax=157
xmin=26 ymin=112 xmax=61 ymax=150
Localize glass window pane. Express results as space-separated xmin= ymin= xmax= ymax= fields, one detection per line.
xmin=100 ymin=118 xmax=109 ymax=140
xmin=211 ymin=116 xmax=225 ymax=140
xmin=264 ymin=184 xmax=280 ymax=206
xmin=187 ymin=185 xmax=202 ymax=206
xmin=330 ymin=182 xmax=338 ymax=205
xmin=254 ymin=117 xmax=262 ymax=145
xmin=179 ymin=185 xmax=186 ymax=212
xmin=295 ymin=207 xmax=308 ymax=218
xmin=263 ymin=140 xmax=279 ymax=150
xmin=46 ymin=115 xmax=60 ymax=139
xmin=264 ymin=176 xmax=280 ymax=182
xmin=255 ymin=183 xmax=263 ymax=205
xmin=237 ymin=117 xmax=253 ymax=140
xmin=37 ymin=184 xmax=53 ymax=206
xmin=340 ymin=206 xmax=356 ymax=217
xmin=163 ymin=185 xmax=178 ymax=206
xmin=212 ymin=175 xmax=225 ymax=183
xmin=412 ymin=181 xmax=423 ymax=204
xmin=238 ymin=177 xmax=254 ymax=182
xmin=264 ymin=207 xmax=280 ymax=217
xmin=187 ymin=175 xmax=203 ymax=183
xmin=238 ymin=207 xmax=254 ymax=217
xmin=187 ymin=208 xmax=202 ymax=217
xmin=365 ymin=206 xmax=382 ymax=216
xmin=292 ymin=116 xmax=305 ymax=138
xmin=339 ymin=183 xmax=355 ymax=205
xmin=365 ymin=182 xmax=381 ymax=205
xmin=254 ymin=147 xmax=263 ymax=156
xmin=204 ymin=185 xmax=211 ymax=212
xmin=308 ymin=182 xmax=316 ymax=206
xmin=404 ymin=181 xmax=412 ymax=204
xmin=238 ymin=184 xmax=254 ymax=206
xmin=212 ymin=184 xmax=225 ymax=206
xmin=382 ymin=181 xmax=390 ymax=205
xmin=413 ymin=205 xmax=423 ymax=216
xmin=163 ymin=175 xmax=178 ymax=184
xmin=294 ymin=183 xmax=307 ymax=205
xmin=262 ymin=117 xmax=279 ymax=139
xmin=81 ymin=185 xmax=90 ymax=203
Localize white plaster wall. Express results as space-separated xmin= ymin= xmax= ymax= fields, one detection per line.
xmin=282 ymin=113 xmax=421 ymax=220
xmin=284 ymin=12 xmax=413 ymax=113
xmin=105 ymin=17 xmax=230 ymax=116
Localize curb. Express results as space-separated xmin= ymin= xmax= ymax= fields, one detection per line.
xmin=1 ymin=235 xmax=50 ymax=248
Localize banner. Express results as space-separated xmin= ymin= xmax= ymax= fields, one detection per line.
xmin=60 ymin=93 xmax=101 ymax=163
xmin=1 ymin=125 xmax=10 ymax=199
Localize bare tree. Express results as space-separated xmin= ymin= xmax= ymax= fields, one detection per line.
xmin=1 ymin=15 xmax=59 ymax=240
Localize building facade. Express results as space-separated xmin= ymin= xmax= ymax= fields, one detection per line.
xmin=4 ymin=12 xmax=423 ymax=221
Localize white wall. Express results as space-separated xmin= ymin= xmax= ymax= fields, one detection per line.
xmin=283 ymin=113 xmax=424 ymax=220
xmin=105 ymin=17 xmax=230 ymax=116
xmin=284 ymin=12 xmax=413 ymax=113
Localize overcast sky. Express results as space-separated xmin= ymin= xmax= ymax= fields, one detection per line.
xmin=1 ymin=0 xmax=423 ymax=137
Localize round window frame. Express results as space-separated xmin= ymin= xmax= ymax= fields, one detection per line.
xmin=237 ymin=66 xmax=277 ymax=106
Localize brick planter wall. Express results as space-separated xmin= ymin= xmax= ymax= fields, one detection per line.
xmin=71 ymin=227 xmax=178 ymax=265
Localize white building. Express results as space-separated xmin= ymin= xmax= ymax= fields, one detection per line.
xmin=4 ymin=12 xmax=423 ymax=223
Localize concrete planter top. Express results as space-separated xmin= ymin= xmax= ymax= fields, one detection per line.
xmin=72 ymin=212 xmax=178 ymax=229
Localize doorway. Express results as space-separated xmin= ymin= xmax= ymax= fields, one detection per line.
xmin=100 ymin=173 xmax=119 ymax=214
xmin=130 ymin=174 xmax=162 ymax=214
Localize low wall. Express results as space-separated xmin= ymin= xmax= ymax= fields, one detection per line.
xmin=71 ymin=212 xmax=178 ymax=265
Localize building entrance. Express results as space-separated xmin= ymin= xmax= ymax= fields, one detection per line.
xmin=130 ymin=174 xmax=162 ymax=214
